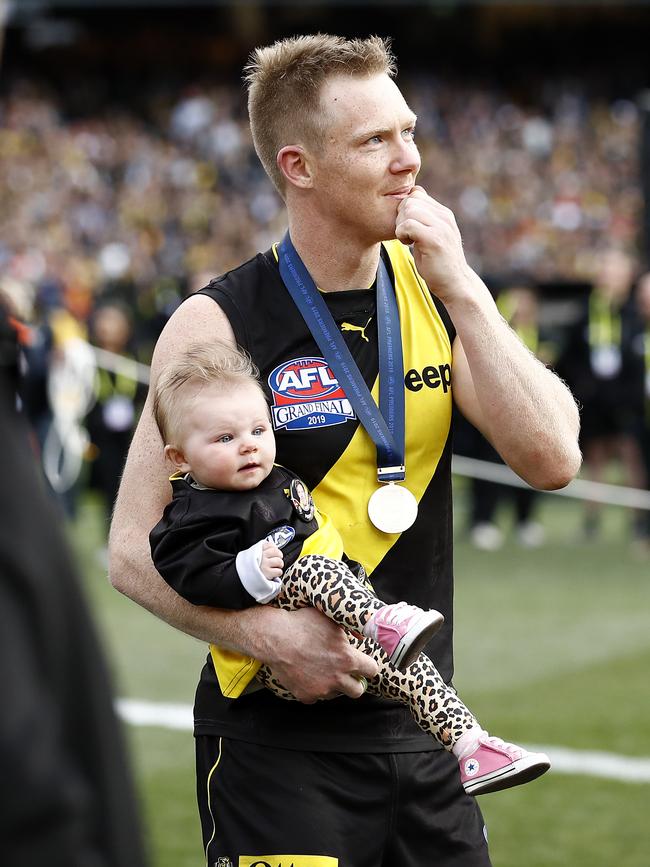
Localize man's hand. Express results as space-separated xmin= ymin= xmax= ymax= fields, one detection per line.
xmin=260 ymin=541 xmax=284 ymax=580
xmin=260 ymin=607 xmax=379 ymax=703
xmin=395 ymin=185 xmax=473 ymax=304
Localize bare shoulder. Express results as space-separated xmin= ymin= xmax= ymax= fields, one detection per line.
xmin=151 ymin=294 xmax=236 ymax=377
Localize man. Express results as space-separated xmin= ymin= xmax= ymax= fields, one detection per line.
xmin=633 ymin=271 xmax=650 ymax=543
xmin=558 ymin=247 xmax=645 ymax=539
xmin=109 ymin=35 xmax=580 ymax=866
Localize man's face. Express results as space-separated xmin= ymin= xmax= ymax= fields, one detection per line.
xmin=595 ymin=249 xmax=634 ymax=303
xmin=308 ymin=73 xmax=421 ymax=245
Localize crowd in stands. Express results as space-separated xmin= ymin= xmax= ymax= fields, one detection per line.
xmin=0 ymin=72 xmax=648 ymax=541
xmin=412 ymin=77 xmax=641 ymax=282
xmin=0 ymin=74 xmax=643 ymax=332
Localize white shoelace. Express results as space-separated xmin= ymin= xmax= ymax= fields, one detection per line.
xmin=379 ymin=601 xmax=417 ymax=626
xmin=482 ymin=734 xmax=523 ymax=759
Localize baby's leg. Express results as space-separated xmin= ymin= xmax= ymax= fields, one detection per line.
xmin=363 ymin=643 xmax=479 ymax=749
xmin=254 ymin=560 xmax=377 ymax=699
xmin=256 ymin=594 xmax=550 ymax=795
xmin=257 ymin=578 xmax=475 ymax=751
xmin=365 ymin=648 xmax=551 ymax=794
xmin=280 ymin=555 xmax=443 ymax=670
xmin=280 ymin=554 xmax=383 ymax=633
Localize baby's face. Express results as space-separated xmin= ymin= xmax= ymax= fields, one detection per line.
xmin=173 ymin=381 xmax=276 ymax=491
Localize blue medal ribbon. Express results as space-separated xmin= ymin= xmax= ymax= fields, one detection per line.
xmin=278 ymin=233 xmax=405 ymax=483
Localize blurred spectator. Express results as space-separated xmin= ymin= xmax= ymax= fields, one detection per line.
xmin=30 ymin=284 xmax=95 ymax=517
xmin=0 ymin=300 xmax=147 ymax=867
xmin=84 ymin=301 xmax=146 ymax=529
xmin=0 ymin=292 xmax=22 ymax=394
xmin=463 ymin=284 xmax=554 ymax=550
xmin=634 ymin=272 xmax=650 ymax=543
xmin=558 ymin=247 xmax=647 ymax=539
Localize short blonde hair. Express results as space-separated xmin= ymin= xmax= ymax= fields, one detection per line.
xmin=153 ymin=342 xmax=263 ymax=445
xmin=244 ymin=33 xmax=396 ymax=194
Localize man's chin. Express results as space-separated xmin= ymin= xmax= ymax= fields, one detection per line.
xmin=368 ymin=217 xmax=399 ymax=244
xmin=377 ymin=226 xmax=399 ymax=244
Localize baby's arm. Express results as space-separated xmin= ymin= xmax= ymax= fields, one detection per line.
xmin=233 ymin=538 xmax=284 ymax=604
xmin=150 ymin=511 xmax=283 ymax=609
xmin=260 ymin=541 xmax=284 ymax=580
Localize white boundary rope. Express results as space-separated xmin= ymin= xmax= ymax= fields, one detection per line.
xmin=452 ymin=455 xmax=650 ymax=511
xmin=90 ymin=345 xmax=151 ymax=386
xmin=115 ymin=698 xmax=650 ymax=783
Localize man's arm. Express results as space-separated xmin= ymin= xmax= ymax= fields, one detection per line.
xmin=396 ymin=187 xmax=581 ymax=490
xmin=108 ymin=294 xmax=378 ymax=702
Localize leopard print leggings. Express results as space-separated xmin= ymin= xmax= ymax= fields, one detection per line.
xmin=255 ymin=554 xmax=478 ymax=750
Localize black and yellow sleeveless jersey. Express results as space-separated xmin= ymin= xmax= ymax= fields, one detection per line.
xmin=194 ymin=239 xmax=456 ymax=752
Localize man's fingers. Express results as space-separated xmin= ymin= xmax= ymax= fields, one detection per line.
xmin=398 ymin=191 xmax=455 ymax=227
xmin=264 ymin=607 xmax=381 ymax=703
xmin=341 ymin=675 xmax=368 ymax=700
xmin=351 ymin=647 xmax=379 ymax=681
xmin=395 ymin=217 xmax=427 ymax=246
xmin=407 ymin=184 xmax=429 ymax=200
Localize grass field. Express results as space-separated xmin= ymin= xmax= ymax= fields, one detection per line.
xmin=69 ymin=482 xmax=650 ymax=867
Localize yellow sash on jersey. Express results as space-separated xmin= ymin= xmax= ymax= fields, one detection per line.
xmin=311 ymin=240 xmax=452 ymax=576
xmin=210 ymin=240 xmax=453 ymax=697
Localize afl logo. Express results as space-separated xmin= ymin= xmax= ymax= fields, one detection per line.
xmin=268 ymin=356 xmax=355 ymax=431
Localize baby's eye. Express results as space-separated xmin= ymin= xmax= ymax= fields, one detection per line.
xmin=218 ymin=434 xmax=233 ymax=443
xmin=252 ymin=427 xmax=265 ymax=436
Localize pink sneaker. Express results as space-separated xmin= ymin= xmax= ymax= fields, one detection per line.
xmin=370 ymin=602 xmax=444 ymax=671
xmin=460 ymin=735 xmax=550 ymax=795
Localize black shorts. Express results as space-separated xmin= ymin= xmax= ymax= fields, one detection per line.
xmin=196 ymin=736 xmax=492 ymax=867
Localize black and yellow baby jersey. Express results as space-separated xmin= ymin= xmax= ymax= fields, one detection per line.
xmin=150 ymin=466 xmax=361 ymax=698
xmin=150 ymin=467 xmax=345 ymax=609
xmin=194 ymin=239 xmax=456 ymax=753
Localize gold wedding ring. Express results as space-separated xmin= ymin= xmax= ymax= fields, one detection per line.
xmin=356 ymin=675 xmax=368 ymax=693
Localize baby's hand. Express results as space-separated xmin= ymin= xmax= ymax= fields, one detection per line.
xmin=261 ymin=541 xmax=284 ymax=580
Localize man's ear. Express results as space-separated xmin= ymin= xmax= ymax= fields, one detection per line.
xmin=277 ymin=145 xmax=313 ymax=190
xmin=164 ymin=444 xmax=190 ymax=474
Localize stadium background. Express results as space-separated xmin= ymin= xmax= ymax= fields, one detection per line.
xmin=2 ymin=2 xmax=650 ymax=865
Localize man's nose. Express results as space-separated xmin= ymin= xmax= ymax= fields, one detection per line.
xmin=391 ymin=137 xmax=420 ymax=176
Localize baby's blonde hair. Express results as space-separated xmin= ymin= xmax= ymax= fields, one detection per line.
xmin=153 ymin=342 xmax=263 ymax=445
xmin=244 ymin=33 xmax=396 ymax=194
